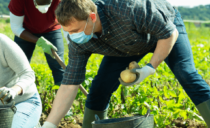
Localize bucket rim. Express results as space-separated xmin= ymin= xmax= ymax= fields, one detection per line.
xmin=0 ymin=107 xmax=11 ymax=110
xmin=92 ymin=114 xmax=154 ymax=125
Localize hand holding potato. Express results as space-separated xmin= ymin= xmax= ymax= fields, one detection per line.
xmin=119 ymin=61 xmax=155 ymax=86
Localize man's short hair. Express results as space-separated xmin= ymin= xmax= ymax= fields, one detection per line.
xmin=55 ymin=0 xmax=96 ymax=26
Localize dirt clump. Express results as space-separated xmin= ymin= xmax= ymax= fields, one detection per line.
xmin=40 ymin=112 xmax=83 ymax=128
xmin=166 ymin=117 xmax=206 ymax=128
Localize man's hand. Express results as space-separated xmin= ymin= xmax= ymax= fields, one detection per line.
xmin=0 ymin=87 xmax=18 ymax=104
xmin=41 ymin=122 xmax=57 ymax=128
xmin=119 ymin=63 xmax=155 ymax=86
xmin=36 ymin=36 xmax=57 ymax=58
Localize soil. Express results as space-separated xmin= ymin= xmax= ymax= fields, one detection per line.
xmin=39 ymin=113 xmax=207 ymax=128
xmin=40 ymin=113 xmax=83 ymax=128
xmin=166 ymin=117 xmax=207 ymax=128
xmin=38 ymin=80 xmax=210 ymax=128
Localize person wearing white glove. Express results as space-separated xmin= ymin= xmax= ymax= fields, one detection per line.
xmin=119 ymin=63 xmax=156 ymax=86
xmin=0 ymin=87 xmax=18 ymax=104
xmin=0 ymin=34 xmax=42 ymax=128
xmin=40 ymin=0 xmax=210 ymax=127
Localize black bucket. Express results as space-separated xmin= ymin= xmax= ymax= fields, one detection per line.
xmin=92 ymin=109 xmax=154 ymax=128
xmin=0 ymin=102 xmax=17 ymax=128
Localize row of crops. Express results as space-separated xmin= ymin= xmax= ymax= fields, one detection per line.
xmin=0 ymin=20 xmax=210 ymax=127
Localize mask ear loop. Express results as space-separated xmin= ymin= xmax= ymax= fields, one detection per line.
xmin=91 ymin=21 xmax=95 ymax=33
xmin=83 ymin=19 xmax=88 ymax=31
xmin=84 ymin=18 xmax=95 ymax=36
xmin=90 ymin=22 xmax=96 ymax=37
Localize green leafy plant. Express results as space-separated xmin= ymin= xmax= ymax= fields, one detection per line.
xmin=1 ymin=20 xmax=209 ymax=127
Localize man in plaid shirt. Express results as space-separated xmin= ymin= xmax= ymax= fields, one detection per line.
xmin=41 ymin=0 xmax=210 ymax=127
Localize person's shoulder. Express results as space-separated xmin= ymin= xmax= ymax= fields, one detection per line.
xmin=0 ymin=34 xmax=9 ymax=52
xmin=0 ymin=34 xmax=8 ymax=46
xmin=96 ymin=0 xmax=136 ymax=11
xmin=96 ymin=0 xmax=136 ymax=17
xmin=103 ymin=0 xmax=136 ymax=6
xmin=0 ymin=34 xmax=16 ymax=49
xmin=9 ymin=0 xmax=26 ymax=5
xmin=54 ymin=0 xmax=61 ymax=4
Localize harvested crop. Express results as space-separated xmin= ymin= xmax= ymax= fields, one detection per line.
xmin=120 ymin=69 xmax=136 ymax=83
xmin=128 ymin=61 xmax=139 ymax=69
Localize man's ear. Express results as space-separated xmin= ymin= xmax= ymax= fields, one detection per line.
xmin=89 ymin=12 xmax=97 ymax=23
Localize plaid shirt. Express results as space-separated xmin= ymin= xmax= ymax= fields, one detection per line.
xmin=61 ymin=0 xmax=176 ymax=85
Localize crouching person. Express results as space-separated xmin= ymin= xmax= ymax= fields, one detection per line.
xmin=0 ymin=33 xmax=42 ymax=128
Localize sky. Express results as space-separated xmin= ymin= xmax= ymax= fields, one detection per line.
xmin=167 ymin=0 xmax=210 ymax=7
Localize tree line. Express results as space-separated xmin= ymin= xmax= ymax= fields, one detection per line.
xmin=177 ymin=5 xmax=210 ymax=21
xmin=0 ymin=0 xmax=10 ymax=15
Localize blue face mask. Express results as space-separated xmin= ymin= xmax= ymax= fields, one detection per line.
xmin=69 ymin=19 xmax=95 ymax=44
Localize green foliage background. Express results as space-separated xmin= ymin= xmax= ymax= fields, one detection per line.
xmin=177 ymin=5 xmax=210 ymax=21
xmin=0 ymin=20 xmax=210 ymax=127
xmin=0 ymin=0 xmax=10 ymax=15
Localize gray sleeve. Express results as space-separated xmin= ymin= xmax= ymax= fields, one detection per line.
xmin=0 ymin=34 xmax=35 ymax=95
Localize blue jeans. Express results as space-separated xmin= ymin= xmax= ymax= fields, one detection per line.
xmin=85 ymin=9 xmax=210 ymax=111
xmin=14 ymin=29 xmax=64 ymax=85
xmin=12 ymin=93 xmax=42 ymax=128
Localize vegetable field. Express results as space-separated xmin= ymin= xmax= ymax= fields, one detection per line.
xmin=0 ymin=19 xmax=210 ymax=128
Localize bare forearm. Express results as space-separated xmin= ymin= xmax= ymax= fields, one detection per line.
xmin=46 ymin=84 xmax=79 ymax=126
xmin=19 ymin=30 xmax=39 ymax=43
xmin=150 ymin=29 xmax=179 ymax=69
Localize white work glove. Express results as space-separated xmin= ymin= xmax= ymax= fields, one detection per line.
xmin=119 ymin=63 xmax=156 ymax=86
xmin=41 ymin=122 xmax=57 ymax=128
xmin=0 ymin=87 xmax=18 ymax=104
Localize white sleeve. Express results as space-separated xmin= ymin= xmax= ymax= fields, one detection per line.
xmin=10 ymin=12 xmax=25 ymax=37
xmin=62 ymin=27 xmax=70 ymax=44
xmin=0 ymin=34 xmax=35 ymax=95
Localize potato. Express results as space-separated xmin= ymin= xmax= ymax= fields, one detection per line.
xmin=128 ymin=61 xmax=140 ymax=69
xmin=120 ymin=69 xmax=136 ymax=83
